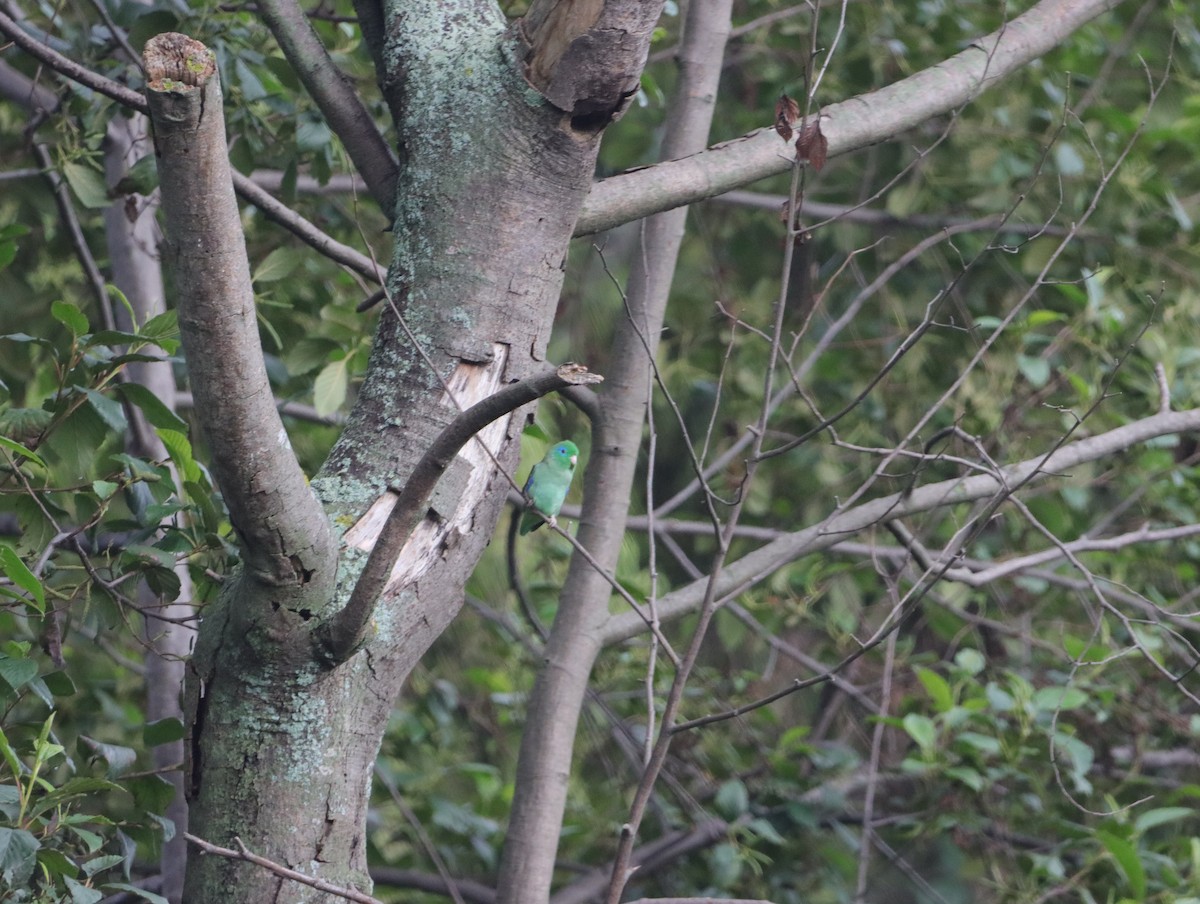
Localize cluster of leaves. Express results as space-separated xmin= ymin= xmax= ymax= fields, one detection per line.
xmin=0 ymin=661 xmax=182 ymax=903
xmin=0 ymin=232 xmax=222 ymax=897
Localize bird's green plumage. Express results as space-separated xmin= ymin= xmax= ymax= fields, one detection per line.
xmin=519 ymin=440 xmax=579 ymax=535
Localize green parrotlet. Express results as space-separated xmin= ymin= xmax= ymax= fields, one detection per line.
xmin=519 ymin=440 xmax=579 ymax=535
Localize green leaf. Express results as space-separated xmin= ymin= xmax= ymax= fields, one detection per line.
xmin=128 ymin=775 xmax=176 ymax=815
xmin=81 ymin=387 xmax=128 ymax=433
xmin=41 ymin=671 xmax=76 ymax=697
xmin=1134 ymin=806 xmax=1193 ymax=834
xmin=158 ymin=429 xmax=200 ymax=484
xmin=0 ymin=545 xmax=45 ymax=613
xmin=129 ymin=9 xmax=179 ymax=51
xmin=114 ymin=383 xmax=188 ymax=432
xmin=953 ymin=648 xmax=985 ymax=676
xmin=252 ymin=246 xmax=305 ymax=284
xmin=112 ymin=154 xmax=159 ymax=197
xmin=0 ymin=407 xmax=53 ymax=441
xmin=65 ymin=874 xmax=105 ymax=903
xmin=902 ymin=713 xmax=937 ymax=755
xmin=52 ymin=301 xmax=90 ymax=336
xmin=0 ymin=728 xmax=23 ymax=781
xmin=0 ymin=826 xmax=40 ymax=888
xmin=100 ymin=883 xmax=169 ymax=904
xmin=79 ymin=737 xmax=136 ymax=778
xmin=0 ymin=655 xmax=38 ymax=691
xmin=956 ymin=732 xmax=1002 ymax=755
xmin=61 ymin=162 xmax=110 ymax=209
xmin=143 ymin=718 xmax=186 ymax=747
xmin=92 ymin=479 xmax=120 ymax=500
xmin=1034 ymin=686 xmax=1087 ymax=712
xmin=28 ymin=778 xmax=124 ymax=819
xmin=914 ymin=666 xmax=953 ymax=712
xmin=284 ymin=338 xmax=337 ymax=376
xmin=1097 ymin=829 xmax=1146 ymax=898
xmin=314 ymin=358 xmax=349 ymax=417
xmin=0 ymin=435 xmax=47 ymax=468
xmin=35 ymin=847 xmax=78 ymax=880
xmin=138 ymin=311 xmax=180 ymax=354
xmin=945 ymin=766 xmax=984 ymax=791
xmin=1017 ymin=354 xmax=1051 ymax=388
xmin=82 ymin=853 xmax=124 ymax=877
xmin=85 ymin=329 xmax=144 ymax=348
xmin=714 ymin=778 xmax=749 ymax=818
xmin=1054 ymin=733 xmax=1094 ymax=791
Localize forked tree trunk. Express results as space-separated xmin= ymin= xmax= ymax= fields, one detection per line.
xmin=140 ymin=4 xmax=662 ymax=901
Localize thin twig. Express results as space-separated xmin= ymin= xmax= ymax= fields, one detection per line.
xmin=183 ymin=833 xmax=383 ymax=904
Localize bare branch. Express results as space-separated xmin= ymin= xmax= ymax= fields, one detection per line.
xmin=0 ymin=10 xmax=145 ymax=110
xmin=144 ymin=33 xmax=335 ymax=586
xmin=604 ymin=408 xmax=1200 ymax=645
xmin=715 ymin=190 xmax=1088 ymax=238
xmin=575 ymin=0 xmax=1121 ymax=236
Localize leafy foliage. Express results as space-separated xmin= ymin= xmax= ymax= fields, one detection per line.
xmin=5 ymin=1 xmax=1200 ymax=902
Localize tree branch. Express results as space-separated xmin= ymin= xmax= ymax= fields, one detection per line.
xmin=257 ymin=0 xmax=397 ymax=215
xmin=320 ymin=364 xmax=604 ymax=664
xmin=574 ymin=0 xmax=1121 ymax=236
xmin=143 ymin=33 xmax=334 ymax=586
xmin=603 ymin=408 xmax=1200 ymax=644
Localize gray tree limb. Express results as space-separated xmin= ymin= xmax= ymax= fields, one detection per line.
xmin=603 ymin=408 xmax=1200 ymax=645
xmin=574 ymin=0 xmax=1122 ymax=236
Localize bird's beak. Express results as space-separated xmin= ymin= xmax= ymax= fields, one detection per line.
xmin=570 ymin=454 xmax=578 ymax=465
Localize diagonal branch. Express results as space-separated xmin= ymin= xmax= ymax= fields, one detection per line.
xmin=603 ymin=408 xmax=1200 ymax=645
xmin=257 ymin=0 xmax=397 ymax=215
xmin=0 ymin=12 xmax=382 ymax=284
xmin=574 ymin=0 xmax=1121 ymax=236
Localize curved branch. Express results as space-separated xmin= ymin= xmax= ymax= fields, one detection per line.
xmin=258 ymin=0 xmax=397 ymax=215
xmin=320 ymin=364 xmax=604 ymax=663
xmin=144 ymin=33 xmax=333 ymax=585
xmin=574 ymin=0 xmax=1121 ymax=236
xmin=603 ymin=408 xmax=1200 ymax=644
